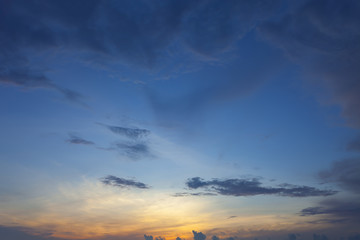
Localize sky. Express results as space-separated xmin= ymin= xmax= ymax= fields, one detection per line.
xmin=0 ymin=0 xmax=360 ymax=240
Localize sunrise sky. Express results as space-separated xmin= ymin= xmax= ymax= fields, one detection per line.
xmin=0 ymin=0 xmax=360 ymax=240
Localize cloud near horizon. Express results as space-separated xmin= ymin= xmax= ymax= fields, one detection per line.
xmin=300 ymin=199 xmax=360 ymax=224
xmin=185 ymin=177 xmax=336 ymax=197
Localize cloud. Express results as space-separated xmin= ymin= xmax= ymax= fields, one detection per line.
xmin=193 ymin=230 xmax=206 ymax=240
xmin=318 ymin=158 xmax=360 ymax=194
xmin=186 ymin=177 xmax=336 ymax=197
xmin=300 ymin=199 xmax=360 ymax=223
xmin=0 ymin=225 xmax=63 ymax=240
xmin=102 ymin=124 xmax=150 ymax=139
xmin=172 ymin=192 xmax=217 ymax=197
xmin=259 ymin=0 xmax=360 ymax=127
xmin=347 ymin=135 xmax=360 ymax=152
xmin=101 ymin=175 xmax=150 ymax=189
xmin=114 ymin=142 xmax=150 ymax=159
xmin=66 ymin=134 xmax=94 ymax=145
xmin=313 ymin=234 xmax=328 ymax=240
xmin=288 ymin=234 xmax=298 ymax=240
xmin=144 ymin=235 xmax=154 ymax=240
xmin=144 ymin=235 xmax=166 ymax=240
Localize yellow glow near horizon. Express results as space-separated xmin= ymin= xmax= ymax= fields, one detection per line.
xmin=0 ymin=179 xmax=331 ymax=240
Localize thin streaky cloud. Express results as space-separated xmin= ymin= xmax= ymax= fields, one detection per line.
xmin=101 ymin=175 xmax=150 ymax=189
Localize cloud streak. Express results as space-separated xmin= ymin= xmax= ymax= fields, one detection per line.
xmin=66 ymin=134 xmax=94 ymax=145
xmin=101 ymin=175 xmax=150 ymax=189
xmin=104 ymin=124 xmax=150 ymax=139
xmin=186 ymin=177 xmax=336 ymax=197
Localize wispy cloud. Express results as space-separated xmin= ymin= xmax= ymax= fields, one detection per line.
xmin=185 ymin=177 xmax=336 ymax=197
xmin=172 ymin=192 xmax=217 ymax=197
xmin=101 ymin=124 xmax=150 ymax=139
xmin=101 ymin=175 xmax=150 ymax=189
xmin=113 ymin=142 xmax=150 ymax=160
xmin=66 ymin=134 xmax=94 ymax=145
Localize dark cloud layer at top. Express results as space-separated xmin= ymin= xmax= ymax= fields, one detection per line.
xmin=318 ymin=158 xmax=360 ymax=194
xmin=101 ymin=175 xmax=150 ymax=189
xmin=0 ymin=0 xmax=281 ymax=106
xmin=259 ymin=0 xmax=360 ymax=127
xmin=186 ymin=177 xmax=336 ymax=197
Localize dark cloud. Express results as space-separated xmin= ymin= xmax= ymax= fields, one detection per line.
xmin=144 ymin=235 xmax=153 ymax=240
xmin=347 ymin=135 xmax=360 ymax=152
xmin=66 ymin=134 xmax=94 ymax=145
xmin=193 ymin=231 xmax=206 ymax=240
xmin=144 ymin=235 xmax=165 ymax=240
xmin=0 ymin=225 xmax=64 ymax=240
xmin=348 ymin=235 xmax=360 ymax=240
xmin=300 ymin=199 xmax=360 ymax=223
xmin=186 ymin=177 xmax=336 ymax=197
xmin=318 ymin=158 xmax=360 ymax=194
xmin=101 ymin=175 xmax=150 ymax=189
xmin=102 ymin=124 xmax=150 ymax=139
xmin=259 ymin=0 xmax=360 ymax=127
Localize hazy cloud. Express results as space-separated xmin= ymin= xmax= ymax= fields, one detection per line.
xmin=186 ymin=177 xmax=336 ymax=197
xmin=288 ymin=234 xmax=298 ymax=240
xmin=318 ymin=158 xmax=360 ymax=194
xmin=101 ymin=175 xmax=150 ymax=189
xmin=259 ymin=0 xmax=360 ymax=127
xmin=347 ymin=135 xmax=360 ymax=152
xmin=313 ymin=234 xmax=328 ymax=240
xmin=66 ymin=134 xmax=94 ymax=145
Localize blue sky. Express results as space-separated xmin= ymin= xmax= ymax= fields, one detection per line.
xmin=0 ymin=0 xmax=360 ymax=240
